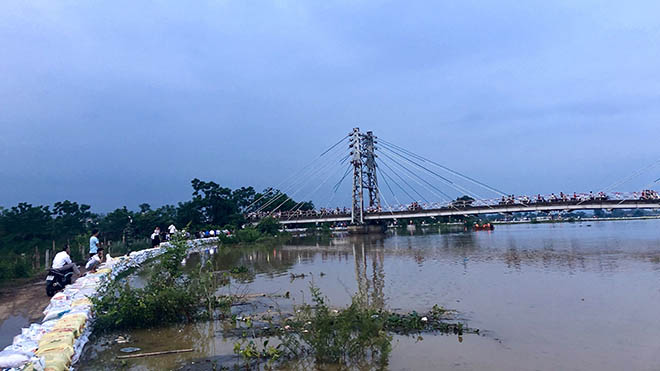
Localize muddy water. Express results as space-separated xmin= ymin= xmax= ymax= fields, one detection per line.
xmin=0 ymin=282 xmax=51 ymax=348
xmin=78 ymin=220 xmax=660 ymax=370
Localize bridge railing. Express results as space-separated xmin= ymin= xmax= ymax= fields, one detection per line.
xmin=245 ymin=191 xmax=660 ymax=222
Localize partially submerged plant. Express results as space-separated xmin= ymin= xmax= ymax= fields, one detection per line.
xmin=230 ymin=284 xmax=473 ymax=369
xmin=91 ymin=234 xmax=232 ymax=332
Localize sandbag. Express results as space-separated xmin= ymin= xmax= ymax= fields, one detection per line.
xmin=95 ymin=268 xmax=112 ymax=275
xmin=39 ymin=332 xmax=75 ymax=348
xmin=55 ymin=315 xmax=86 ymax=334
xmin=71 ymin=298 xmax=92 ymax=307
xmin=36 ymin=343 xmax=74 ymax=359
xmin=0 ymin=349 xmax=31 ymax=368
xmin=42 ymin=352 xmax=70 ymax=371
xmin=6 ymin=339 xmax=38 ymax=354
xmin=60 ymin=312 xmax=87 ymax=323
xmin=43 ymin=307 xmax=70 ymax=322
xmin=46 ymin=325 xmax=79 ymax=339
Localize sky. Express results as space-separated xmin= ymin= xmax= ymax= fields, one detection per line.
xmin=1 ymin=1 xmax=660 ymax=212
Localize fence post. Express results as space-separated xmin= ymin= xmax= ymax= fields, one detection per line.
xmin=45 ymin=249 xmax=50 ymax=269
xmin=34 ymin=246 xmax=40 ymax=270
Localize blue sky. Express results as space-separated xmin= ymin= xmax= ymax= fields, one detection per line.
xmin=1 ymin=1 xmax=659 ymax=211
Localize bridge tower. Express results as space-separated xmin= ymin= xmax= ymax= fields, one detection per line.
xmin=350 ymin=128 xmax=364 ymax=224
xmin=362 ymin=131 xmax=380 ymax=210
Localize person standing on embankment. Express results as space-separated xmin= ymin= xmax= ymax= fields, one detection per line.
xmin=151 ymin=227 xmax=161 ymax=248
xmin=89 ymin=229 xmax=101 ymax=259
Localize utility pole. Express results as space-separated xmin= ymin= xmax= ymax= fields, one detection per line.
xmin=362 ymin=131 xmax=380 ymax=210
xmin=350 ymin=128 xmax=364 ymax=225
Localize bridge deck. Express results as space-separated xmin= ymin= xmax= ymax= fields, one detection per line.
xmin=272 ymin=199 xmax=660 ymax=225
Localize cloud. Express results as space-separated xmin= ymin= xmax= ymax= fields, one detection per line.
xmin=1 ymin=0 xmax=659 ymax=210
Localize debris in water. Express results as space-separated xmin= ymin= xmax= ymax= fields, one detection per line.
xmin=116 ymin=348 xmax=193 ymax=359
xmin=120 ymin=347 xmax=141 ymax=353
xmin=290 ymin=273 xmax=306 ymax=280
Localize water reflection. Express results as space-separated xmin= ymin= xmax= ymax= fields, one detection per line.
xmin=351 ymin=235 xmax=386 ymax=309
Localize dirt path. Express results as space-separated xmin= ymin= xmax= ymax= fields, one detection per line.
xmin=0 ymin=279 xmax=51 ymax=348
xmin=0 ymin=265 xmax=94 ymax=348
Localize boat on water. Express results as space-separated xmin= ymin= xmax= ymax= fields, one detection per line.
xmin=473 ymin=223 xmax=494 ymax=231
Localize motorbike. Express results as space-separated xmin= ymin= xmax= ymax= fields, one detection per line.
xmin=45 ymin=267 xmax=74 ymax=297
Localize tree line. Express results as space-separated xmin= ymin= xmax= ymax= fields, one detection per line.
xmin=0 ymin=179 xmax=313 ymax=280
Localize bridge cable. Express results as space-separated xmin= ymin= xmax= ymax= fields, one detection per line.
xmin=377 ymin=163 xmax=418 ymax=204
xmin=577 ymin=157 xmax=660 ymax=207
xmin=266 ymin=146 xmax=349 ymax=216
xmin=373 ymin=180 xmax=396 ymax=217
xmin=379 ymin=145 xmax=486 ymax=201
xmin=244 ymin=134 xmax=349 ymax=212
xmin=377 ymin=166 xmax=403 ymax=208
xmin=612 ymin=177 xmax=660 ymax=208
xmin=255 ymin=142 xmax=348 ymax=213
xmin=378 ymin=150 xmax=452 ymax=201
xmin=266 ymin=151 xmax=346 ymax=215
xmin=378 ymin=139 xmax=508 ymax=197
xmin=378 ymin=158 xmax=429 ymax=203
xmin=333 ymin=164 xmax=353 ymax=193
xmin=378 ymin=145 xmax=518 ymax=211
xmin=285 ymin=162 xmax=349 ymax=220
xmin=379 ymin=147 xmax=510 ymax=214
xmin=323 ymin=164 xmax=353 ymax=212
xmin=599 ymin=159 xmax=660 ymax=193
xmin=319 ymin=134 xmax=350 ymax=157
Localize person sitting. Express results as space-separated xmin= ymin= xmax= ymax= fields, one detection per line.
xmin=85 ymin=248 xmax=105 ymax=272
xmin=52 ymin=244 xmax=80 ymax=276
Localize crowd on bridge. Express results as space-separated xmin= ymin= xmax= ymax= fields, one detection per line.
xmin=498 ymin=191 xmax=610 ymax=205
xmin=246 ymin=189 xmax=660 ymax=221
xmin=246 ymin=207 xmax=352 ymax=221
xmin=640 ymin=189 xmax=660 ymax=200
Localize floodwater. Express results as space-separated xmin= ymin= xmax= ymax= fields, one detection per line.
xmin=78 ymin=219 xmax=660 ymax=370
xmin=0 ymin=282 xmax=51 ymax=349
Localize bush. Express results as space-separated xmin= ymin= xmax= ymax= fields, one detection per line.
xmin=256 ymin=217 xmax=280 ymax=236
xmin=92 ymin=234 xmax=230 ymax=332
xmin=0 ymin=254 xmax=32 ymax=281
xmin=280 ymin=285 xmax=392 ymax=367
xmin=235 ymin=228 xmax=261 ymax=243
xmin=217 ymin=233 xmax=237 ymax=244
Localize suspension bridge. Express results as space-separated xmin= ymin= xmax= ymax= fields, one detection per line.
xmin=246 ymin=128 xmax=660 ymax=232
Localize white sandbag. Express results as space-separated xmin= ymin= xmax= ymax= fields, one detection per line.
xmin=0 ymin=349 xmax=31 ymax=368
xmin=43 ymin=307 xmax=71 ymax=322
xmin=6 ymin=339 xmax=38 ymax=354
xmin=19 ymin=323 xmax=50 ymax=342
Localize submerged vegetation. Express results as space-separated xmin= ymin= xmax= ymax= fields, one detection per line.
xmin=91 ymin=235 xmax=232 ymax=331
xmin=232 ymin=284 xmax=473 ymax=369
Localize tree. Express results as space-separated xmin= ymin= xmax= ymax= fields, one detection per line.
xmin=52 ymin=200 xmax=93 ymax=241
xmin=176 ymin=200 xmax=204 ymax=230
xmin=232 ymin=186 xmax=257 ymax=211
xmin=99 ymin=207 xmax=133 ymax=241
xmin=251 ymin=189 xmax=313 ymax=212
xmin=257 ymin=217 xmax=280 ymax=235
xmin=191 ymin=178 xmax=241 ymax=226
xmin=0 ymin=203 xmax=53 ymax=252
